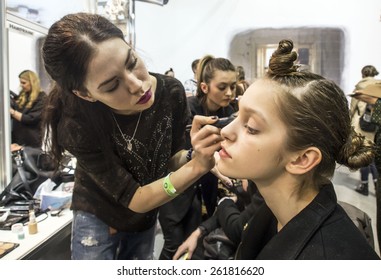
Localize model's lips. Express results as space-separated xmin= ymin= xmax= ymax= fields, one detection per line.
xmin=219 ymin=147 xmax=231 ymax=159
xmin=137 ymin=88 xmax=152 ymax=104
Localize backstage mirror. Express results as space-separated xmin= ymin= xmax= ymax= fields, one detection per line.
xmin=0 ymin=11 xmax=48 ymax=191
xmin=0 ymin=1 xmax=10 ymax=191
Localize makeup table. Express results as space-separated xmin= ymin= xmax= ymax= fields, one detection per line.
xmin=0 ymin=208 xmax=72 ymax=259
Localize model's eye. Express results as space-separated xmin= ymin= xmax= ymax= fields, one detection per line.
xmin=244 ymin=124 xmax=259 ymax=135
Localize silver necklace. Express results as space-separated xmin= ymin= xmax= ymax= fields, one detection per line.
xmin=112 ymin=111 xmax=142 ymax=151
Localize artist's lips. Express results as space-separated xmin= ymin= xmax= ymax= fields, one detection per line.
xmin=137 ymin=89 xmax=152 ymax=104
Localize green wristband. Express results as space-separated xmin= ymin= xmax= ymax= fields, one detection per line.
xmin=163 ymin=172 xmax=178 ymax=197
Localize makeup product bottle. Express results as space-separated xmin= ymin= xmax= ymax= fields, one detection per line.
xmin=28 ymin=204 xmax=38 ymax=235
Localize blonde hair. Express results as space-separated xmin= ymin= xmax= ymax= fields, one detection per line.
xmin=17 ymin=70 xmax=42 ymax=109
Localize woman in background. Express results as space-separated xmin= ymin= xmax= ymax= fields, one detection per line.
xmin=10 ymin=70 xmax=47 ymax=148
xmin=231 ymin=65 xmax=250 ymax=111
xmin=350 ymin=65 xmax=379 ymax=195
xmin=183 ymin=59 xmax=200 ymax=98
xmin=188 ymin=55 xmax=237 ymax=217
xmin=159 ymin=55 xmax=237 ymax=260
xmin=352 ymin=82 xmax=381 ymax=258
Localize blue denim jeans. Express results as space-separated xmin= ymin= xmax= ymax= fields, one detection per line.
xmin=71 ymin=210 xmax=155 ymax=260
xmin=360 ymin=160 xmax=378 ymax=182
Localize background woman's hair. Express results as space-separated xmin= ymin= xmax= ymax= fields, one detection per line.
xmin=361 ymin=65 xmax=379 ymax=78
xmin=236 ymin=66 xmax=246 ymax=81
xmin=17 ymin=70 xmax=42 ymax=109
xmin=266 ymin=39 xmax=375 ymax=183
xmin=236 ymin=65 xmax=250 ymax=95
xmin=191 ymin=59 xmax=200 ymax=73
xmin=195 ymin=55 xmax=236 ymax=100
xmin=164 ymin=68 xmax=174 ymax=75
xmin=42 ymin=13 xmax=125 ymax=166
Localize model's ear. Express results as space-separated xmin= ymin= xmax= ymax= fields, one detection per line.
xmin=200 ymin=82 xmax=209 ymax=94
xmin=286 ymin=147 xmax=322 ymax=175
xmin=72 ymin=90 xmax=97 ymax=102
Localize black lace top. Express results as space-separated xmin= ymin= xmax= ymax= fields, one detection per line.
xmin=58 ymin=73 xmax=189 ymax=231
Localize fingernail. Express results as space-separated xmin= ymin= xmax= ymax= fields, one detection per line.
xmin=211 ymin=116 xmax=218 ymax=119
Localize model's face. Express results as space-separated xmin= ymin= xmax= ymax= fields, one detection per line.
xmin=217 ymin=80 xmax=291 ymax=183
xmin=203 ymin=70 xmax=236 ymax=112
xmin=84 ymin=38 xmax=154 ymax=115
xmin=19 ymin=78 xmax=31 ymax=93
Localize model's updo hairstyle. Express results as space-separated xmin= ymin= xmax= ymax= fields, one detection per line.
xmin=266 ymin=39 xmax=375 ymax=182
xmin=267 ymin=40 xmax=299 ymax=75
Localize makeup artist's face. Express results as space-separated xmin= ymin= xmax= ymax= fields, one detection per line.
xmin=83 ymin=38 xmax=155 ymax=115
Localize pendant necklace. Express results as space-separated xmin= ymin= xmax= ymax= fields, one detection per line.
xmin=112 ymin=111 xmax=142 ymax=151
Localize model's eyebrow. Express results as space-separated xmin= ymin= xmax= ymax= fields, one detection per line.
xmin=242 ymin=106 xmax=267 ymax=124
xmin=97 ymin=48 xmax=132 ymax=89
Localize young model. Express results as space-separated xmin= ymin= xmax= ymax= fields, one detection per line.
xmin=216 ymin=40 xmax=378 ymax=259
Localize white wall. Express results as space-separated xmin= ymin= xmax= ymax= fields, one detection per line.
xmin=6 ymin=0 xmax=95 ymax=93
xmin=134 ymin=0 xmax=381 ymax=94
xmin=7 ymin=24 xmax=43 ymax=93
xmin=5 ymin=0 xmax=381 ymax=94
xmin=6 ymin=0 xmax=94 ymax=26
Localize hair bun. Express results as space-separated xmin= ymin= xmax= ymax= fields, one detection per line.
xmin=268 ymin=39 xmax=298 ymax=75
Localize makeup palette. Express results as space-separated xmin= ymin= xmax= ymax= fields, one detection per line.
xmin=0 ymin=241 xmax=19 ymax=258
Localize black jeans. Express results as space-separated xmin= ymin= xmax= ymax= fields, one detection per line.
xmin=360 ymin=160 xmax=378 ymax=182
xmin=158 ymin=186 xmax=202 ymax=260
xmin=199 ymin=172 xmax=219 ymax=218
